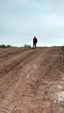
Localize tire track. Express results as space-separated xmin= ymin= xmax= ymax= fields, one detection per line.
xmin=29 ymin=47 xmax=63 ymax=95
xmin=0 ymin=48 xmax=43 ymax=78
xmin=0 ymin=48 xmax=31 ymax=62
xmin=0 ymin=48 xmax=47 ymax=107
xmin=0 ymin=47 xmax=63 ymax=113
xmin=0 ymin=47 xmax=49 ymax=111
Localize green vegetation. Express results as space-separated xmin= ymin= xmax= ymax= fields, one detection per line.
xmin=0 ymin=44 xmax=31 ymax=48
xmin=24 ymin=44 xmax=31 ymax=48
xmin=0 ymin=44 xmax=11 ymax=48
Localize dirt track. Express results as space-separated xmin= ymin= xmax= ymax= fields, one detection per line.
xmin=0 ymin=47 xmax=64 ymax=113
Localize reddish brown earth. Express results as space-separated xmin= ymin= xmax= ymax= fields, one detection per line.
xmin=0 ymin=47 xmax=64 ymax=113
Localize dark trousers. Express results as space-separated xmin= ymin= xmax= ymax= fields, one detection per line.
xmin=33 ymin=42 xmax=36 ymax=48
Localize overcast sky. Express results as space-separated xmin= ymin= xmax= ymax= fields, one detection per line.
xmin=0 ymin=0 xmax=64 ymax=47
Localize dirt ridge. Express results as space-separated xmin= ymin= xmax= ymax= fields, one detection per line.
xmin=0 ymin=47 xmax=64 ymax=113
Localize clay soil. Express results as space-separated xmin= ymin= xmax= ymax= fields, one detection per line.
xmin=0 ymin=47 xmax=64 ymax=113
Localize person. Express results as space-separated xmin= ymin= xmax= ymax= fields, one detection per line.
xmin=33 ymin=36 xmax=38 ymax=49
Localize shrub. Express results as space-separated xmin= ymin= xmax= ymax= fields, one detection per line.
xmin=6 ymin=45 xmax=11 ymax=47
xmin=1 ymin=45 xmax=6 ymax=48
xmin=28 ymin=45 xmax=31 ymax=48
xmin=0 ymin=44 xmax=11 ymax=48
xmin=24 ymin=44 xmax=31 ymax=48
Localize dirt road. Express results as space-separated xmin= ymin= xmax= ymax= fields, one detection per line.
xmin=0 ymin=47 xmax=64 ymax=113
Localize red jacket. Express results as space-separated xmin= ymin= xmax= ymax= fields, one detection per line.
xmin=33 ymin=38 xmax=37 ymax=43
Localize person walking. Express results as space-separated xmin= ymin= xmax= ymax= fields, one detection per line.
xmin=33 ymin=36 xmax=38 ymax=49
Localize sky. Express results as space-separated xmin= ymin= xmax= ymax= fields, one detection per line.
xmin=0 ymin=0 xmax=64 ymax=47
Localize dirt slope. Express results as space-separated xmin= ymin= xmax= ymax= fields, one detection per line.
xmin=0 ymin=47 xmax=64 ymax=113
